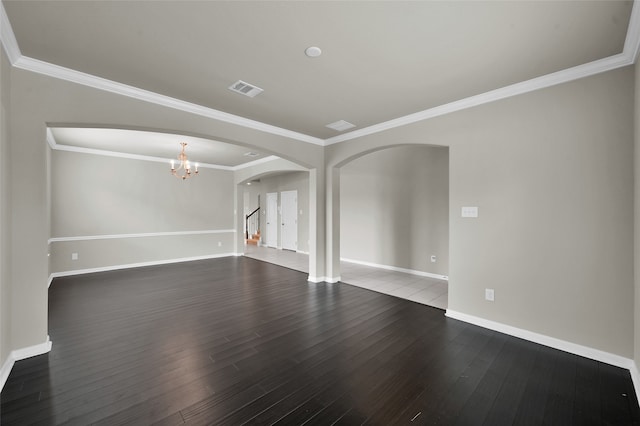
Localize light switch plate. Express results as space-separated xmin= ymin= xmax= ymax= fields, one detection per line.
xmin=462 ymin=206 xmax=479 ymax=218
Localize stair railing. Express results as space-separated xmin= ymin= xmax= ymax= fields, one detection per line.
xmin=245 ymin=207 xmax=260 ymax=240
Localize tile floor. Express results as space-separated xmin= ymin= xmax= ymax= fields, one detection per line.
xmin=244 ymin=245 xmax=448 ymax=310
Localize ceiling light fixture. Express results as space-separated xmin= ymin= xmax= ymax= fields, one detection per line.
xmin=305 ymin=46 xmax=322 ymax=58
xmin=170 ymin=142 xmax=199 ymax=180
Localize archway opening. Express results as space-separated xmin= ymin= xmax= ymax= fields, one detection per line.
xmin=239 ymin=170 xmax=312 ymax=275
xmin=338 ymin=144 xmax=449 ymax=309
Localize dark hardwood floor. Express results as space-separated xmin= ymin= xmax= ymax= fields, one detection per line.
xmin=1 ymin=257 xmax=638 ymax=425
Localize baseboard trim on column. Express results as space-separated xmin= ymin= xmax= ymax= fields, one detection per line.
xmin=0 ymin=336 xmax=52 ymax=392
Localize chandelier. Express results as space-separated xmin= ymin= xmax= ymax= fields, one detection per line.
xmin=170 ymin=142 xmax=199 ymax=180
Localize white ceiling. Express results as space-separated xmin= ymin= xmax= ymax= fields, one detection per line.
xmin=1 ymin=1 xmax=637 ymax=160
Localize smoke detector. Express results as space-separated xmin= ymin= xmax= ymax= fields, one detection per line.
xmin=229 ymin=80 xmax=264 ymax=98
xmin=305 ymin=46 xmax=322 ymax=58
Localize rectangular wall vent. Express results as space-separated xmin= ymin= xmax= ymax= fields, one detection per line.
xmin=229 ymin=80 xmax=264 ymax=98
xmin=326 ymin=120 xmax=355 ymax=132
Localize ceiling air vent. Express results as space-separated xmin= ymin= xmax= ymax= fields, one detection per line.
xmin=229 ymin=80 xmax=264 ymax=98
xmin=326 ymin=120 xmax=355 ymax=132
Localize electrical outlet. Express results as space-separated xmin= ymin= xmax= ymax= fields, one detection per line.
xmin=71 ymin=253 xmax=78 ymax=261
xmin=218 ymin=241 xmax=222 ymax=247
xmin=485 ymin=288 xmax=495 ymax=301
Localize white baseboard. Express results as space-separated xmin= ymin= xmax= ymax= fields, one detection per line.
xmin=0 ymin=336 xmax=52 ymax=392
xmin=340 ymin=257 xmax=448 ymax=281
xmin=447 ymin=309 xmax=640 ymax=406
xmin=445 ymin=310 xmax=633 ymax=370
xmin=0 ymin=354 xmax=14 ymax=392
xmin=631 ymin=362 xmax=640 ymax=405
xmin=308 ymin=275 xmax=341 ymax=284
xmin=12 ymin=336 xmax=52 ymax=361
xmin=48 ymin=253 xmax=237 ymax=287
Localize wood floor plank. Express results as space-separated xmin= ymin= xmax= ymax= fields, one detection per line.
xmin=1 ymin=256 xmax=638 ymax=425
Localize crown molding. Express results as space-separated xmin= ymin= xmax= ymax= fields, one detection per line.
xmin=4 ymin=1 xmax=640 ymax=148
xmin=46 ymin=127 xmax=279 ymax=171
xmin=323 ymin=53 xmax=632 ymax=146
xmin=0 ymin=1 xmax=20 ymax=63
xmin=14 ymin=55 xmax=324 ymax=146
xmin=324 ymin=53 xmax=633 ymax=146
xmin=625 ymin=0 xmax=640 ymax=63
xmin=47 ymin=129 xmax=233 ymax=170
xmin=326 ymin=1 xmax=640 ymax=146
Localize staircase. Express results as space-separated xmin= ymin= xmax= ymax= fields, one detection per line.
xmin=245 ymin=206 xmax=260 ymax=246
xmin=246 ymin=230 xmax=261 ymax=246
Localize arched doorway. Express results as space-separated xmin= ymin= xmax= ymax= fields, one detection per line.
xmin=336 ymin=144 xmax=450 ymax=309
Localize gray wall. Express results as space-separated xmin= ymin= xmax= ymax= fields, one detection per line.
xmin=6 ymin=65 xmax=325 ymax=354
xmin=0 ymin=37 xmax=637 ymax=374
xmin=0 ymin=47 xmax=11 ymax=368
xmin=327 ymin=66 xmax=634 ymax=358
xmin=246 ymin=171 xmax=310 ymax=253
xmin=340 ymin=145 xmax=449 ymax=276
xmin=50 ymin=150 xmax=235 ymax=274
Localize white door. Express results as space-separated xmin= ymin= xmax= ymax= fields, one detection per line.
xmin=266 ymin=192 xmax=278 ymax=248
xmin=281 ymin=190 xmax=297 ymax=251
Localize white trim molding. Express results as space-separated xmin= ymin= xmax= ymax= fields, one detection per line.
xmin=445 ymin=309 xmax=640 ymax=401
xmin=341 ymin=257 xmax=448 ymax=281
xmin=46 ymin=128 xmax=281 ymax=171
xmin=630 ymin=362 xmax=640 ymax=406
xmin=14 ymin=55 xmax=324 ymax=146
xmin=48 ymin=229 xmax=235 ymax=244
xmin=624 ymin=0 xmax=640 ymax=63
xmin=445 ymin=310 xmax=633 ymax=370
xmin=0 ymin=336 xmax=52 ymax=392
xmin=48 ymin=253 xmax=237 ymax=287
xmin=0 ymin=1 xmax=20 ymax=63
xmin=0 ymin=355 xmax=13 ymax=392
xmin=1 ymin=1 xmax=639 ymax=149
xmin=326 ymin=1 xmax=640 ymax=146
xmin=445 ymin=309 xmax=640 ymax=406
xmin=308 ymin=275 xmax=341 ymax=284
xmin=324 ymin=54 xmax=632 ymax=146
xmin=12 ymin=336 xmax=52 ymax=361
